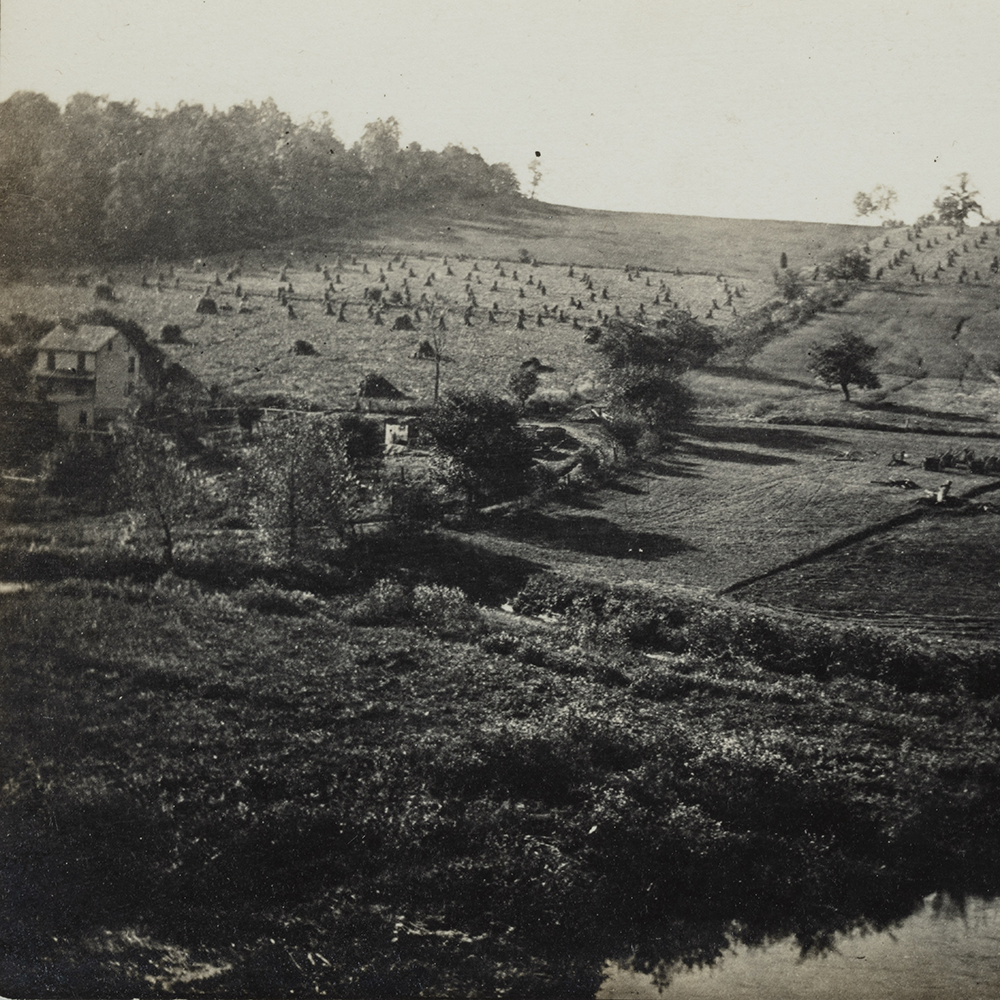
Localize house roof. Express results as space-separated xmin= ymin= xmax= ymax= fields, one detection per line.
xmin=37 ymin=324 xmax=118 ymax=353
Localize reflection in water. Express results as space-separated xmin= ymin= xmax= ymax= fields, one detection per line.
xmin=599 ymin=894 xmax=1000 ymax=998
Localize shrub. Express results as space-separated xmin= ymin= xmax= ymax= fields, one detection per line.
xmin=412 ymin=583 xmax=482 ymax=637
xmin=345 ymin=578 xmax=413 ymax=624
xmin=824 ymin=249 xmax=871 ymax=282
xmin=43 ymin=435 xmax=119 ymax=509
xmin=385 ymin=478 xmax=442 ymax=529
xmin=239 ymin=579 xmax=323 ymax=617
xmin=478 ymin=630 xmax=588 ymax=676
xmin=523 ymin=389 xmax=576 ymax=418
xmin=338 ymin=414 xmax=383 ymax=465
xmin=774 ymin=268 xmax=805 ymax=301
xmin=421 ymin=390 xmax=535 ymax=504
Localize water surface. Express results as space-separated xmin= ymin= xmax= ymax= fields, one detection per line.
xmin=599 ymin=895 xmax=1000 ymax=998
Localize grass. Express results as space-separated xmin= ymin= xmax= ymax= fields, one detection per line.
xmin=3 ymin=569 xmax=1000 ymax=995
xmin=467 ymin=422 xmax=1000 ymax=599
xmin=738 ymin=502 xmax=1000 ymax=631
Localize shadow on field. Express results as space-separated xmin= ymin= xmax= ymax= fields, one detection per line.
xmin=857 ymin=401 xmax=991 ymax=425
xmin=682 ymin=442 xmax=798 ymax=466
xmin=691 ymin=424 xmax=838 ymax=451
xmin=642 ymin=456 xmax=704 ymax=479
xmin=487 ymin=511 xmax=694 ymax=560
xmin=361 ymin=532 xmax=549 ymax=603
xmin=706 ymin=365 xmax=817 ymax=391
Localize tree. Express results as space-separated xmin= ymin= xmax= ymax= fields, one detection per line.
xmin=244 ymin=415 xmax=360 ymax=562
xmin=853 ymin=184 xmax=898 ymax=224
xmin=808 ymin=332 xmax=880 ymax=402
xmin=604 ymin=364 xmax=694 ymax=440
xmin=421 ymin=390 xmax=534 ymax=505
xmin=595 ymin=318 xmax=707 ymax=450
xmin=508 ymin=367 xmax=539 ymax=409
xmin=112 ymin=422 xmax=206 ymax=568
xmin=527 ymin=155 xmax=543 ymax=199
xmin=774 ymin=268 xmax=805 ymax=301
xmin=824 ymin=249 xmax=871 ymax=282
xmin=933 ymin=172 xmax=983 ymax=229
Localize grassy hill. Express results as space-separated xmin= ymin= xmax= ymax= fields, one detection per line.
xmin=331 ymin=200 xmax=877 ymax=278
xmin=0 ymin=202 xmax=891 ymax=410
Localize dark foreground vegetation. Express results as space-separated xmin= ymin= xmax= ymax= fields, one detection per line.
xmin=3 ymin=532 xmax=1000 ymax=996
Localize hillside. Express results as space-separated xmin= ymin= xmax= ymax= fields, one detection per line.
xmin=0 ymin=203 xmax=880 ymax=412
xmin=328 ymin=200 xmax=877 ymax=279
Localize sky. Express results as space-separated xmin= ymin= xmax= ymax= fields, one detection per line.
xmin=3 ymin=0 xmax=1000 ymax=226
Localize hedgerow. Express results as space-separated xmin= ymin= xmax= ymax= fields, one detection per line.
xmin=509 ymin=572 xmax=1000 ymax=695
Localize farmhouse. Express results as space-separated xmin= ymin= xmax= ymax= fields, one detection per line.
xmin=34 ymin=324 xmax=143 ymax=431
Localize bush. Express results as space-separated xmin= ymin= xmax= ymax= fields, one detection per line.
xmin=412 ymin=583 xmax=482 ymax=637
xmin=386 ymin=478 xmax=442 ymax=529
xmin=338 ymin=414 xmax=383 ymax=465
xmin=825 ymin=249 xmax=871 ymax=282
xmin=422 ymin=390 xmax=535 ymax=504
xmin=43 ymin=436 xmax=120 ymax=510
xmin=774 ymin=268 xmax=805 ymax=301
xmin=345 ymin=578 xmax=413 ymax=624
xmin=239 ymin=580 xmax=323 ymax=617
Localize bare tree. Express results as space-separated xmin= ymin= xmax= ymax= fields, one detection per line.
xmin=527 ymin=155 xmax=543 ymax=200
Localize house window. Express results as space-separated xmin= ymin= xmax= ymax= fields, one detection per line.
xmin=125 ymin=382 xmax=134 ymax=397
xmin=47 ymin=351 xmax=56 ymax=371
xmin=108 ymin=341 xmax=114 ymax=352
xmin=78 ymin=410 xmax=88 ymax=427
xmin=77 ymin=352 xmax=86 ymax=372
xmin=128 ymin=355 xmax=136 ymax=374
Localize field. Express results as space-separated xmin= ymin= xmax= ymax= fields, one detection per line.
xmin=1 ymin=201 xmax=878 ymax=408
xmin=6 ymin=202 xmax=1000 ymax=995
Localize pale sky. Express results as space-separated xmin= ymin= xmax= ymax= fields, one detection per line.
xmin=3 ymin=0 xmax=999 ymax=225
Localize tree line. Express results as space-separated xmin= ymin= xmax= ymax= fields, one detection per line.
xmin=854 ymin=173 xmax=986 ymax=229
xmin=0 ymin=92 xmax=522 ymax=268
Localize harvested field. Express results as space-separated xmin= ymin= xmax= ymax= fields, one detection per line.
xmin=474 ymin=423 xmax=1000 ymax=596
xmin=738 ymin=500 xmax=1000 ymax=638
xmin=0 ymin=252 xmax=773 ymax=408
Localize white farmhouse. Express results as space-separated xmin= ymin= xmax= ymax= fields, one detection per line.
xmin=34 ymin=324 xmax=143 ymax=431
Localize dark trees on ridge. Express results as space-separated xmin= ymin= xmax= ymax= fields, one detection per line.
xmin=0 ymin=91 xmax=523 ymax=269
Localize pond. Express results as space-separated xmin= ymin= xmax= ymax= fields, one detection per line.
xmin=599 ymin=894 xmax=1000 ymax=998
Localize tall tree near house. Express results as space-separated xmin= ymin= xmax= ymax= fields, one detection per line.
xmin=244 ymin=415 xmax=359 ymax=562
xmin=808 ymin=332 xmax=881 ymax=401
xmin=112 ymin=422 xmax=205 ymax=568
